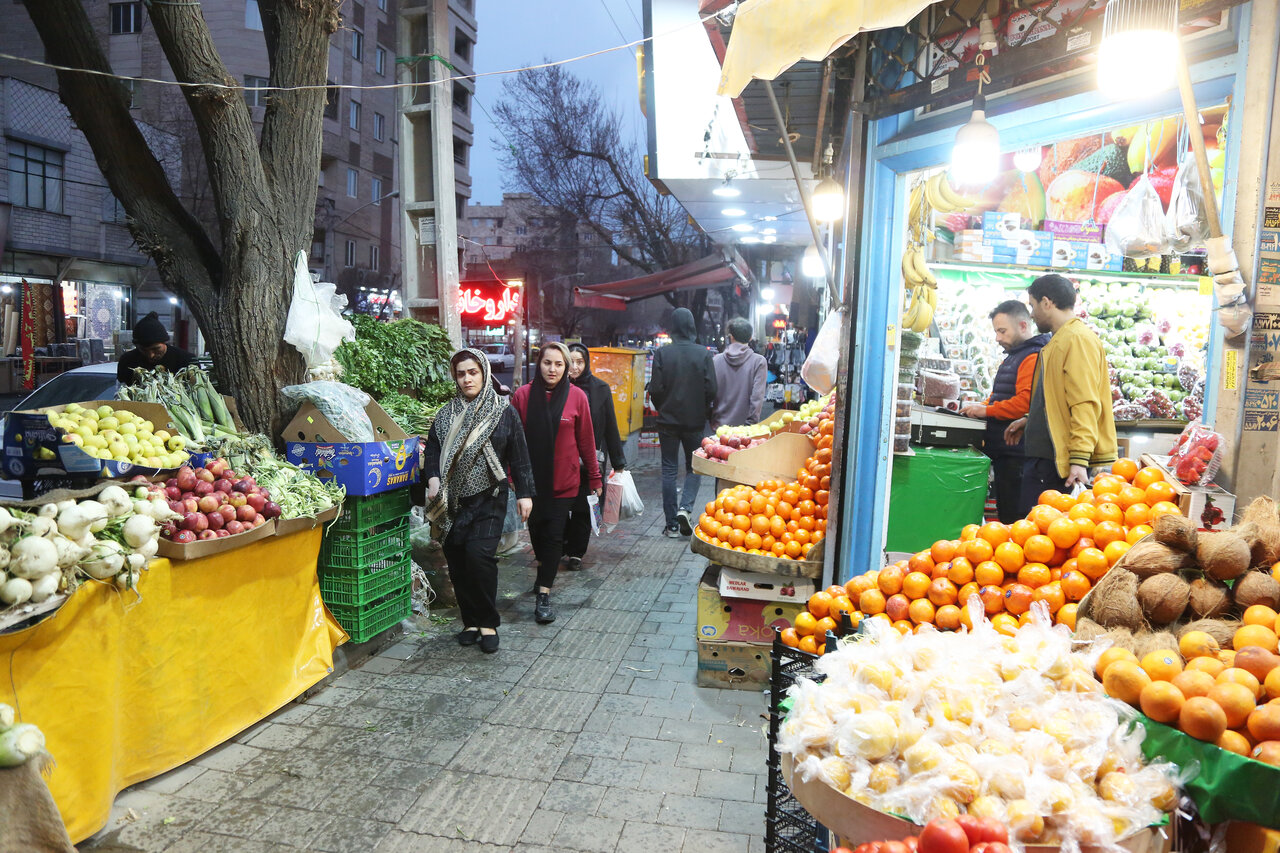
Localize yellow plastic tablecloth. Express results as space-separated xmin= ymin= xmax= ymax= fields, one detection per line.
xmin=0 ymin=528 xmax=346 ymax=843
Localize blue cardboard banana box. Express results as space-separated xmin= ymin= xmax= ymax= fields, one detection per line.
xmin=282 ymin=399 xmax=419 ymax=496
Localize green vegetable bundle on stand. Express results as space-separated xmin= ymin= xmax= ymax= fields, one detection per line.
xmin=333 ymin=316 xmax=454 ymax=436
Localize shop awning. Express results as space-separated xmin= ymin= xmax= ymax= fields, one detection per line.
xmin=717 ymin=0 xmax=932 ymax=97
xmin=574 ymin=250 xmax=752 ymax=308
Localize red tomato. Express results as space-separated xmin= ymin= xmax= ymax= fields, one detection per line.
xmin=882 ymin=843 xmax=910 ymax=853
xmin=904 ymin=838 xmax=919 ymax=852
xmin=954 ymin=815 xmax=984 ymax=846
xmin=984 ymin=845 xmax=1013 ymax=853
xmin=831 ymin=849 xmax=855 ymax=853
xmin=971 ymin=845 xmax=989 ymax=853
xmin=918 ymin=819 xmax=970 ymax=853
xmin=853 ymin=845 xmax=882 ymax=853
xmin=977 ymin=818 xmax=1009 ymax=844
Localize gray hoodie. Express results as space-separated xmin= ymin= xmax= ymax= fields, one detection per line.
xmin=711 ymin=341 xmax=767 ymax=428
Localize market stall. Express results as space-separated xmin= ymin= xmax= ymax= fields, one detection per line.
xmin=0 ymin=528 xmax=344 ymax=843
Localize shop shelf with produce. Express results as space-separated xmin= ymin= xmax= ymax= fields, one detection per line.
xmin=690 ymin=533 xmax=823 ymax=579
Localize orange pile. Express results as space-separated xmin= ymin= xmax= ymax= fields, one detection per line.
xmin=783 ymin=458 xmax=1182 ymax=643
xmin=693 ymin=418 xmax=834 ymax=561
xmin=1097 ymin=611 xmax=1280 ymax=767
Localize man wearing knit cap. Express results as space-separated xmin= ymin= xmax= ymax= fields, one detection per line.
xmin=116 ymin=311 xmax=198 ymax=385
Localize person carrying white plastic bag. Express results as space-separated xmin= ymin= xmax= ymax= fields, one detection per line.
xmin=601 ymin=469 xmax=643 ymax=533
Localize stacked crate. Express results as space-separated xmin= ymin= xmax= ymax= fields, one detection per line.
xmin=318 ymin=487 xmax=413 ymax=642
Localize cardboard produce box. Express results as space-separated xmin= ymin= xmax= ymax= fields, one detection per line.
xmin=696 ymin=565 xmax=813 ymax=643
xmin=695 ymin=639 xmax=770 ymax=689
xmin=156 ymin=518 xmax=276 ymax=560
xmin=692 ymin=431 xmax=814 ymax=486
xmin=282 ymin=399 xmax=419 ymax=497
xmin=2 ymin=400 xmax=185 ymax=480
xmin=273 ymin=504 xmax=340 ymax=538
xmin=1139 ymin=453 xmax=1236 ymax=532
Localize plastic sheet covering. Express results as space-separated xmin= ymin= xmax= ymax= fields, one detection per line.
xmin=885 ymin=445 xmax=990 ymax=553
xmin=0 ymin=528 xmax=345 ymax=843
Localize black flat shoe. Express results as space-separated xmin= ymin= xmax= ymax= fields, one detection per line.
xmin=535 ymin=592 xmax=555 ymax=624
xmin=564 ymin=556 xmax=582 ymax=571
xmin=456 ymin=628 xmax=479 ymax=646
xmin=479 ymin=633 xmax=499 ymax=653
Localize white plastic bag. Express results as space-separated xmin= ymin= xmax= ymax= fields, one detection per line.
xmin=1165 ymin=158 xmax=1208 ymax=252
xmin=283 ymin=251 xmax=356 ymax=369
xmin=611 ymin=470 xmax=644 ymax=521
xmin=1104 ymin=174 xmax=1170 ymax=259
xmin=587 ymin=494 xmax=601 ymax=537
xmin=801 ymin=309 xmax=844 ymax=394
xmin=282 ymin=380 xmax=375 ymax=441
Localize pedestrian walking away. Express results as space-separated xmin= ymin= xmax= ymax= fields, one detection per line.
xmin=512 ymin=342 xmax=602 ymax=624
xmin=422 ymin=349 xmax=534 ymax=654
xmin=960 ymin=300 xmax=1048 ymax=523
xmin=563 ymin=343 xmax=626 ymax=571
xmin=647 ymin=307 xmax=717 ymax=538
xmin=1005 ymin=274 xmax=1117 ymax=510
xmin=710 ymin=316 xmax=768 ymax=430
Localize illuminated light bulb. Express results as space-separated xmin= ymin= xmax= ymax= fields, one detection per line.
xmin=951 ymin=94 xmax=1001 ymax=188
xmin=812 ymin=177 xmax=844 ymax=222
xmin=802 ymin=245 xmax=824 ymax=278
xmin=1013 ymin=148 xmax=1042 ymax=173
xmin=1098 ymin=0 xmax=1178 ymax=99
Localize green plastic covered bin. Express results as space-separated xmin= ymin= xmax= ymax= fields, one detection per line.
xmin=885 ymin=445 xmax=991 ymax=554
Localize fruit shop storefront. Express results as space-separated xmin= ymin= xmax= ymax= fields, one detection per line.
xmin=735 ymin=0 xmax=1273 ymax=576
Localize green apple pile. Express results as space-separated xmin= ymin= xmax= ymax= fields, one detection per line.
xmin=42 ymin=403 xmax=189 ymax=467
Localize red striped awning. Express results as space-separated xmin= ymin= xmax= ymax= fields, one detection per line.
xmin=574 ymin=250 xmax=751 ymax=308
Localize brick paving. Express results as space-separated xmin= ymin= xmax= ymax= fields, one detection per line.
xmin=81 ymin=455 xmax=770 ymax=852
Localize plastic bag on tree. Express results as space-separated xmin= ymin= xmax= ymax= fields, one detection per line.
xmin=1105 ymin=173 xmax=1170 ymax=259
xmin=283 ymin=250 xmax=356 ymax=369
xmin=1165 ymin=158 xmax=1209 ymax=251
xmin=281 ymin=380 xmax=375 ymax=441
xmin=800 ymin=309 xmax=843 ymax=394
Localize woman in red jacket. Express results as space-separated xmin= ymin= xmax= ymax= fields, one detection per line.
xmin=512 ymin=342 xmax=602 ymax=624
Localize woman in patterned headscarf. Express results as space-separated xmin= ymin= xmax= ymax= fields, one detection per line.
xmin=424 ymin=348 xmax=534 ymax=653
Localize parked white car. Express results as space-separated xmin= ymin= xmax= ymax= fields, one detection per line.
xmin=478 ymin=343 xmax=514 ymax=371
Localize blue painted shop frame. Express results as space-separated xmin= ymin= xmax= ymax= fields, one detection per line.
xmin=837 ymin=5 xmax=1255 ymax=582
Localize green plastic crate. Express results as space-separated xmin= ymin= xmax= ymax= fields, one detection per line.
xmin=320 ymin=517 xmax=409 ymax=571
xmin=319 ymin=555 xmax=411 ymax=608
xmin=328 ymin=586 xmax=411 ymax=643
xmin=332 ymin=488 xmax=412 ymax=534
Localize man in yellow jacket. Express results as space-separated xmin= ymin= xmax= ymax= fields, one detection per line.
xmin=1005 ymin=274 xmax=1117 ymax=507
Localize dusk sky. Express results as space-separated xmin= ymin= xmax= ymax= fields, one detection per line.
xmin=468 ymin=0 xmax=648 ymax=206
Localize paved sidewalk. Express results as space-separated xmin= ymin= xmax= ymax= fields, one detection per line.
xmin=81 ymin=458 xmax=770 ymax=853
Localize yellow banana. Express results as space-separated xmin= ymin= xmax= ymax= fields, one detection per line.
xmin=901 ymin=244 xmax=925 ymax=286
xmin=902 ymin=284 xmax=922 ymax=329
xmin=923 ymin=283 xmax=937 ymax=310
xmin=908 ymin=244 xmax=937 ymax=287
xmin=934 ymin=174 xmax=968 ymax=210
xmin=912 ymin=298 xmax=934 ymax=332
xmin=923 ymin=175 xmax=945 ymax=211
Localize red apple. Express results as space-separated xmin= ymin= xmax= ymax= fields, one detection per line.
xmin=233 ymin=478 xmax=255 ymax=493
xmin=182 ymin=497 xmax=200 ymax=514
xmin=194 ymin=480 xmax=214 ymax=496
xmin=196 ymin=468 xmax=216 ymax=483
xmin=228 ymin=493 xmax=247 ymax=508
xmin=225 ymin=520 xmax=245 ymax=535
xmin=246 ymin=493 xmax=266 ymax=512
xmin=236 ymin=505 xmax=256 ymax=522
xmin=165 ymin=477 xmax=179 ymax=489
xmin=165 ymin=485 xmax=181 ymax=500
xmin=168 ymin=500 xmax=185 ymax=515
xmin=205 ymin=510 xmax=224 ymax=530
xmin=174 ymin=530 xmax=197 ymax=544
xmin=197 ymin=495 xmax=219 ymax=514
xmin=262 ymin=501 xmax=282 ymax=519
xmin=175 ymin=468 xmax=197 ymax=491
xmin=198 ymin=530 xmax=218 ymax=540
xmin=215 ymin=528 xmax=230 ymax=538
xmin=218 ymin=505 xmax=236 ymax=523
xmin=206 ymin=458 xmax=229 ymax=478
xmin=213 ymin=479 xmax=233 ymax=494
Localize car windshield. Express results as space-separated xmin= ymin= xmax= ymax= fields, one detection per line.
xmin=13 ymin=373 xmax=117 ymax=414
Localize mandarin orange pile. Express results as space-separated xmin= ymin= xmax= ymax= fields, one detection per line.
xmin=692 ymin=416 xmax=834 ymax=561
xmin=780 ymin=458 xmax=1183 ymax=648
xmin=1096 ymin=611 xmax=1280 ymax=767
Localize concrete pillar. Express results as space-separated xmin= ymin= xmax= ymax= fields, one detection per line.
xmin=1215 ymin=2 xmax=1280 ymax=511
xmin=398 ymin=0 xmax=461 ymax=345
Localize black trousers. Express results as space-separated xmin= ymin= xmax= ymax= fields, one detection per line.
xmin=564 ymin=491 xmax=592 ymax=560
xmin=528 ymin=496 xmax=575 ymax=589
xmin=992 ymin=455 xmax=1032 ymax=524
xmin=442 ymin=529 xmax=501 ymax=630
xmin=1020 ymin=456 xmax=1066 ymax=513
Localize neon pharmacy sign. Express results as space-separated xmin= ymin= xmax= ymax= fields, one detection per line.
xmin=458 ymin=286 xmax=521 ymax=323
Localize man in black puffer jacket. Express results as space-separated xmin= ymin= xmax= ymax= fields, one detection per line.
xmin=961 ymin=300 xmax=1048 ymax=522
xmin=647 ymin=308 xmax=717 ymax=537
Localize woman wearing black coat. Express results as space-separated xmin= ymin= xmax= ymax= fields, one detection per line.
xmin=562 ymin=343 xmax=627 ymax=570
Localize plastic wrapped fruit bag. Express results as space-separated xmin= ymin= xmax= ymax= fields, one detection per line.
xmin=1105 ymin=173 xmax=1170 ymax=259
xmin=1166 ymin=421 xmax=1224 ymax=486
xmin=282 ymin=381 xmax=375 ymax=442
xmin=1165 ymin=158 xmax=1209 ymax=252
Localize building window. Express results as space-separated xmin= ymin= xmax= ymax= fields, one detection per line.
xmin=454 ymin=31 xmax=473 ymax=63
xmin=244 ymin=75 xmax=269 ymax=107
xmin=375 ymin=46 xmax=387 ymax=76
xmin=580 ymin=232 xmax=594 ymax=243
xmin=346 ymin=168 xmax=358 ymax=198
xmin=324 ymin=81 xmax=338 ymax=119
xmin=8 ymin=141 xmax=64 ymax=213
xmin=369 ymin=245 xmax=380 ymax=271
xmin=344 ymin=240 xmax=356 ymax=267
xmin=371 ymin=177 xmax=383 ymax=203
xmin=351 ymin=29 xmax=364 ymax=61
xmin=453 ymin=137 xmax=468 ymax=167
xmin=103 ymin=192 xmax=127 ymax=224
xmin=452 ymin=87 xmax=470 ymax=115
xmin=110 ymin=2 xmax=142 ymax=34
xmin=373 ymin=112 xmax=385 ymax=141
xmin=348 ymin=99 xmax=361 ymax=131
xmin=311 ymin=229 xmax=325 ymax=263
xmin=378 ymin=0 xmax=387 ymax=10
xmin=514 ymin=226 xmax=527 ymax=235
xmin=245 ymin=0 xmax=263 ymax=30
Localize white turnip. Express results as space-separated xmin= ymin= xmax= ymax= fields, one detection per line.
xmin=28 ymin=572 xmax=58 ymax=603
xmin=0 ymin=577 xmax=32 ymax=606
xmin=10 ymin=537 xmax=59 ymax=580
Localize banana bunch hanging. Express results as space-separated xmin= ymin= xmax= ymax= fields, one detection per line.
xmin=900 ymin=173 xmax=974 ymax=333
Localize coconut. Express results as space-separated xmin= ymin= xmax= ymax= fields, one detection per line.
xmin=1152 ymin=513 xmax=1198 ymax=553
xmin=1240 ymin=497 xmax=1280 ymax=564
xmin=1081 ymin=567 xmax=1145 ymax=631
xmin=1072 ymin=617 xmax=1107 ymax=646
xmin=1119 ymin=540 xmax=1195 ymax=579
xmin=1102 ymin=628 xmax=1142 ymax=655
xmin=1176 ymin=618 xmax=1240 ymax=649
xmin=1137 ymin=574 xmax=1190 ymax=625
xmin=1233 ymin=570 xmax=1280 ymax=610
xmin=1235 ymin=522 xmax=1275 ymax=570
xmin=1133 ymin=630 xmax=1180 ymax=659
xmin=1187 ymin=577 xmax=1233 ymax=619
xmin=1196 ymin=532 xmax=1252 ymax=581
